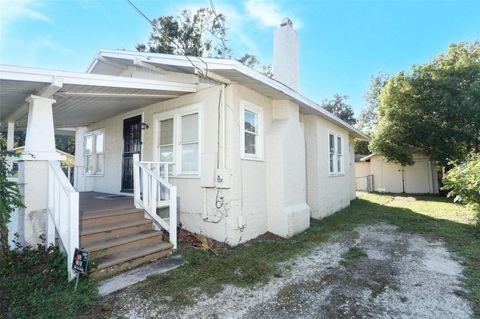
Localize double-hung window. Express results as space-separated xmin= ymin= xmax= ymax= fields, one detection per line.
xmin=84 ymin=130 xmax=104 ymax=175
xmin=156 ymin=105 xmax=200 ymax=176
xmin=241 ymin=102 xmax=263 ymax=160
xmin=329 ymin=132 xmax=344 ymax=175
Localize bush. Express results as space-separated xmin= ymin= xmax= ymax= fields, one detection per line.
xmin=442 ymin=153 xmax=480 ymax=227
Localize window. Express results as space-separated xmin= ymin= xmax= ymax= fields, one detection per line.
xmin=84 ymin=129 xmax=104 ymax=175
xmin=241 ymin=102 xmax=263 ymax=160
xmin=328 ymin=132 xmax=344 ymax=175
xmin=156 ymin=105 xmax=200 ymax=175
xmin=180 ymin=113 xmax=199 ymax=173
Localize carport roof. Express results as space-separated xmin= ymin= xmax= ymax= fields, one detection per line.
xmin=0 ymin=64 xmax=197 ymax=127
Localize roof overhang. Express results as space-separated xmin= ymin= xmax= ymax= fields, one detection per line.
xmin=0 ymin=64 xmax=197 ymax=127
xmin=90 ymin=50 xmax=369 ymax=140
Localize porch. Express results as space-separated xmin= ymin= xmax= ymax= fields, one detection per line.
xmin=1 ymin=64 xmax=191 ymax=280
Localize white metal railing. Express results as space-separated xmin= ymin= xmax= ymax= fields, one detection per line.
xmin=133 ymin=154 xmax=177 ymax=249
xmin=47 ymin=161 xmax=79 ymax=281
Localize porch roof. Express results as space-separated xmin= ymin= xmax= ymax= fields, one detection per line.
xmin=90 ymin=50 xmax=369 ymax=140
xmin=0 ymin=64 xmax=197 ymax=127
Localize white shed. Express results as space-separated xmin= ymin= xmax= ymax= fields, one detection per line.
xmin=355 ymin=153 xmax=439 ymax=194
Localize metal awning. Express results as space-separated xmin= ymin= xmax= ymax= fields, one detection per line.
xmin=0 ymin=65 xmax=197 ymax=127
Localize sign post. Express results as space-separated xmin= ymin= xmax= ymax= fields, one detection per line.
xmin=72 ymin=248 xmax=89 ymax=291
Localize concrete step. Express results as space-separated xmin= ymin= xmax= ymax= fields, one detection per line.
xmin=84 ymin=230 xmax=164 ymax=259
xmin=80 ymin=219 xmax=153 ymax=246
xmin=90 ymin=242 xmax=173 ymax=279
xmin=80 ymin=208 xmax=144 ymax=228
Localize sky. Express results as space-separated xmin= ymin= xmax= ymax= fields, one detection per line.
xmin=0 ymin=0 xmax=479 ymax=113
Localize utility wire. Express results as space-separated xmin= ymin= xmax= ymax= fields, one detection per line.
xmin=126 ymin=0 xmax=208 ymax=77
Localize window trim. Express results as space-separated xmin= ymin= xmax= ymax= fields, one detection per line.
xmin=240 ymin=101 xmax=264 ymax=161
xmin=84 ymin=128 xmax=105 ymax=176
xmin=328 ymin=130 xmax=345 ymax=176
xmin=154 ymin=103 xmax=202 ymax=176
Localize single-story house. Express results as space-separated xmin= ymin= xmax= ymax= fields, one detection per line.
xmin=355 ymin=153 xmax=439 ymax=194
xmin=1 ymin=18 xmax=368 ymax=279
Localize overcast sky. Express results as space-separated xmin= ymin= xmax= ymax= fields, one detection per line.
xmin=0 ymin=0 xmax=479 ymax=113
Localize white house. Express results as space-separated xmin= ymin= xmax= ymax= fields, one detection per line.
xmin=355 ymin=153 xmax=439 ymax=194
xmin=1 ymin=19 xmax=368 ymax=279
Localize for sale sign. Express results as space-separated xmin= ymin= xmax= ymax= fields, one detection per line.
xmin=72 ymin=248 xmax=89 ymax=274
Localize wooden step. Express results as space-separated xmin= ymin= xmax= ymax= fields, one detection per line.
xmin=80 ymin=208 xmax=144 ymax=228
xmin=84 ymin=230 xmax=164 ymax=259
xmin=89 ymin=242 xmax=173 ymax=279
xmin=80 ymin=219 xmax=153 ymax=246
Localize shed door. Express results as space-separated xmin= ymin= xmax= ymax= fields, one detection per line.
xmin=121 ymin=115 xmax=142 ymax=193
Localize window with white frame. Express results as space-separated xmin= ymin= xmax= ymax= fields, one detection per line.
xmin=84 ymin=130 xmax=104 ymax=175
xmin=156 ymin=106 xmax=200 ymax=175
xmin=241 ymin=102 xmax=263 ymax=160
xmin=329 ymin=132 xmax=344 ymax=175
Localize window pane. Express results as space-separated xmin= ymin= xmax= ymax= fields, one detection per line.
xmin=160 ymin=145 xmax=174 ymax=162
xmin=329 ymin=134 xmax=335 ymax=153
xmin=337 ymin=155 xmax=342 ymax=172
xmin=86 ymin=155 xmax=93 ymax=173
xmin=160 ymin=118 xmax=174 ymax=145
xmin=337 ymin=136 xmax=342 ymax=155
xmin=182 ymin=143 xmax=198 ymax=172
xmin=244 ymin=110 xmax=257 ymax=133
xmin=95 ymin=133 xmax=104 ymax=154
xmin=181 ymin=113 xmax=198 ymax=143
xmin=245 ymin=132 xmax=256 ymax=154
xmin=329 ymin=154 xmax=334 ymax=173
xmin=85 ymin=135 xmax=93 ymax=155
xmin=96 ymin=154 xmax=104 ymax=174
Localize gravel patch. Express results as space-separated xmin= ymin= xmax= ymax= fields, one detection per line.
xmin=110 ymin=223 xmax=472 ymax=318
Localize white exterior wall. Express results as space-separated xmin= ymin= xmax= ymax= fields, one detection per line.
xmin=304 ymin=115 xmax=355 ymax=219
xmin=369 ymin=154 xmax=438 ymax=194
xmin=355 ymin=162 xmax=371 ymax=191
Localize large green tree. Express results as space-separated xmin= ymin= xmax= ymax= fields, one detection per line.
xmin=321 ymin=94 xmax=356 ymax=125
xmin=370 ymin=42 xmax=480 ymax=166
xmin=136 ymin=8 xmax=230 ymax=58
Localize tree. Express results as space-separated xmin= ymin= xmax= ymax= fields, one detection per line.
xmin=237 ymin=53 xmax=259 ymax=68
xmin=370 ymin=42 xmax=480 ymax=166
xmin=321 ymin=94 xmax=356 ymax=125
xmin=356 ymin=73 xmax=390 ymax=135
xmin=136 ymin=8 xmax=230 ymax=58
xmin=0 ymin=137 xmax=23 ymax=263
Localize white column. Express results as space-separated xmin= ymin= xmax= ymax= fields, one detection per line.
xmin=19 ymin=95 xmax=63 ymax=246
xmin=23 ymin=95 xmax=63 ymax=161
xmin=7 ymin=121 xmax=14 ymax=150
xmin=74 ymin=127 xmax=87 ymax=191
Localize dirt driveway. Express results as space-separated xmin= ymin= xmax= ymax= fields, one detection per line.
xmin=113 ymin=223 xmax=472 ymax=318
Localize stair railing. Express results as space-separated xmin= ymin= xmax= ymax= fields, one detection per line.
xmin=47 ymin=161 xmax=79 ymax=281
xmin=133 ymin=154 xmax=177 ymax=249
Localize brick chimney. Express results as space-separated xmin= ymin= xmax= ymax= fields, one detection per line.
xmin=273 ymin=17 xmax=299 ymax=91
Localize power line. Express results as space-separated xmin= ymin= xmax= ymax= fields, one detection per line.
xmin=126 ymin=0 xmax=208 ymax=77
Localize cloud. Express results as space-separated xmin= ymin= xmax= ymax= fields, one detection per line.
xmin=0 ymin=0 xmax=50 ymax=23
xmin=245 ymin=0 xmax=301 ymax=28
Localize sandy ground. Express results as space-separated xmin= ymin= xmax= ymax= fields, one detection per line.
xmin=111 ymin=223 xmax=472 ymax=318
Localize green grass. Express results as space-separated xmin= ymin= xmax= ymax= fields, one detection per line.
xmin=0 ymin=245 xmax=108 ymax=319
xmin=133 ymin=192 xmax=479 ymax=316
xmin=340 ymin=246 xmax=368 ymax=267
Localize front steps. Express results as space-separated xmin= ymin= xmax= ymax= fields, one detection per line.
xmin=80 ymin=207 xmax=173 ymax=279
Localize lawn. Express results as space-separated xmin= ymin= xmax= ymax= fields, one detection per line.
xmin=123 ymin=193 xmax=479 ymax=316
xmin=2 ymin=193 xmax=478 ymax=318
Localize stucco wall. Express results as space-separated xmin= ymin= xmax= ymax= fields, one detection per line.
xmin=369 ymin=154 xmax=438 ymax=194
xmin=304 ymin=115 xmax=355 ymax=219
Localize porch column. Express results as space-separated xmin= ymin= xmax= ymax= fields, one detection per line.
xmin=18 ymin=95 xmax=64 ymax=246
xmin=7 ymin=121 xmax=14 ymax=150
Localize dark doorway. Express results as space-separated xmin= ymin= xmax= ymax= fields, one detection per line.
xmin=121 ymin=115 xmax=142 ymax=193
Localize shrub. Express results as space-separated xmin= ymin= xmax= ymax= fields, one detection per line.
xmin=442 ymin=153 xmax=480 ymax=227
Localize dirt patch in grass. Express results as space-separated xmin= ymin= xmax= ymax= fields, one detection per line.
xmin=110 ymin=223 xmax=471 ymax=318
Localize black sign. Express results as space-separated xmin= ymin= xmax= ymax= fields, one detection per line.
xmin=72 ymin=249 xmax=89 ymax=274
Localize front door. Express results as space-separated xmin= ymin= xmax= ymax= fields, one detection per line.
xmin=121 ymin=115 xmax=142 ymax=193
